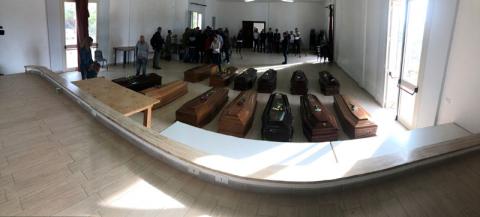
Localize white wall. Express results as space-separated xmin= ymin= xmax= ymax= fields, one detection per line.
xmin=334 ymin=0 xmax=459 ymax=130
xmin=334 ymin=0 xmax=389 ymax=105
xmin=437 ymin=0 xmax=480 ymax=133
xmin=214 ymin=1 xmax=327 ymax=47
xmin=0 ymin=0 xmax=50 ymax=74
xmin=109 ymin=0 xmax=192 ymax=63
xmin=414 ymin=0 xmax=459 ymax=128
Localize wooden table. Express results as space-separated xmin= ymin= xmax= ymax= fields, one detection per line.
xmin=113 ymin=46 xmax=136 ymax=68
xmin=73 ymin=78 xmax=159 ymax=128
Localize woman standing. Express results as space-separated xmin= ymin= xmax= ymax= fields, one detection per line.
xmin=79 ymin=36 xmax=98 ymax=80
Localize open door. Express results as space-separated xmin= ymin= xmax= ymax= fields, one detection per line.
xmin=242 ymin=21 xmax=265 ymax=49
xmin=63 ymin=0 xmax=98 ymax=71
xmin=385 ymin=0 xmax=429 ymax=129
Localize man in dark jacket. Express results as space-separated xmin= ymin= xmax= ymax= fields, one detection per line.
xmin=282 ymin=32 xmax=289 ymax=64
xmin=274 ymin=29 xmax=281 ymax=53
xmin=150 ymin=27 xmax=164 ymax=69
xmin=266 ymin=28 xmax=274 ymax=53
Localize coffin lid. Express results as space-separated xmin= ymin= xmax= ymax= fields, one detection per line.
xmin=336 ymin=95 xmax=371 ymax=121
xmin=222 ymin=90 xmax=257 ymax=123
xmin=181 ymin=88 xmax=228 ymax=112
xmin=141 ymin=80 xmax=185 ymax=96
xmin=304 ymin=94 xmax=336 ymax=126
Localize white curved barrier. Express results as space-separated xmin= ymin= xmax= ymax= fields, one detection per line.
xmin=25 ymin=65 xmax=480 ymax=193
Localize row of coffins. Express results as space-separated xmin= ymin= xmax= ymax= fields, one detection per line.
xmin=173 ymin=89 xmax=376 ymax=142
xmin=183 ymin=65 xmax=340 ymax=97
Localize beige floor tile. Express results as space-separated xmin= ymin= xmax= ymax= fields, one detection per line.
xmin=19 ymin=180 xmax=87 ymax=216
xmin=53 ymin=194 xmax=102 ymax=217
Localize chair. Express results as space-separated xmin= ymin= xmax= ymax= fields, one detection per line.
xmin=94 ymin=50 xmax=108 ymax=70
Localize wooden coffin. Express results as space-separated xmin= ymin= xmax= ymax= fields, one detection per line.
xmin=176 ymin=88 xmax=229 ymax=127
xmin=209 ymin=66 xmax=238 ymax=87
xmin=234 ymin=68 xmax=258 ymax=91
xmin=261 ymin=93 xmax=294 ymax=142
xmin=140 ymin=80 xmax=188 ymax=109
xmin=112 ymin=73 xmax=162 ymax=92
xmin=300 ymin=94 xmax=339 ymax=142
xmin=334 ymin=95 xmax=377 ymax=139
xmin=319 ymin=71 xmax=340 ymax=96
xmin=257 ymin=69 xmax=277 ymax=93
xmin=290 ymin=70 xmax=309 ymax=95
xmin=218 ymin=90 xmax=257 ymax=137
xmin=184 ymin=64 xmax=218 ymax=82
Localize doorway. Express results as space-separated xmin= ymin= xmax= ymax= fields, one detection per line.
xmin=242 ymin=21 xmax=265 ymax=48
xmin=63 ymin=0 xmax=98 ymax=71
xmin=385 ymin=0 xmax=429 ymax=129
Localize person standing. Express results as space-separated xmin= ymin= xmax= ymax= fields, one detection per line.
xmin=135 ymin=35 xmax=149 ymax=76
xmin=260 ymin=29 xmax=267 ymax=53
xmin=294 ymin=28 xmax=302 ymax=56
xmin=211 ymin=33 xmax=223 ymax=72
xmin=223 ymin=28 xmax=231 ymax=64
xmin=150 ymin=27 xmax=164 ymax=69
xmin=164 ymin=30 xmax=172 ymax=61
xmin=79 ymin=36 xmax=97 ymax=80
xmin=266 ymin=28 xmax=274 ymax=53
xmin=253 ymin=28 xmax=259 ymax=52
xmin=282 ymin=32 xmax=289 ymax=65
xmin=236 ymin=29 xmax=244 ymax=55
xmin=274 ymin=29 xmax=281 ymax=53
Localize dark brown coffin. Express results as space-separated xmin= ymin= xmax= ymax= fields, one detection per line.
xmin=319 ymin=71 xmax=340 ymax=96
xmin=218 ymin=90 xmax=257 ymax=137
xmin=334 ymin=95 xmax=377 ymax=139
xmin=300 ymin=94 xmax=339 ymax=142
xmin=184 ymin=64 xmax=218 ymax=82
xmin=261 ymin=93 xmax=294 ymax=142
xmin=209 ymin=66 xmax=238 ymax=87
xmin=290 ymin=70 xmax=309 ymax=95
xmin=112 ymin=73 xmax=162 ymax=92
xmin=257 ymin=69 xmax=277 ymax=93
xmin=234 ymin=68 xmax=258 ymax=91
xmin=176 ymin=88 xmax=229 ymax=127
xmin=140 ymin=80 xmax=188 ymax=109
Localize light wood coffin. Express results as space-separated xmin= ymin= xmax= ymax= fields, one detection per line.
xmin=334 ymin=95 xmax=377 ymax=139
xmin=257 ymin=69 xmax=277 ymax=93
xmin=218 ymin=90 xmax=257 ymax=138
xmin=112 ymin=73 xmax=162 ymax=92
xmin=261 ymin=93 xmax=294 ymax=142
xmin=140 ymin=80 xmax=188 ymax=109
xmin=290 ymin=70 xmax=309 ymax=95
xmin=176 ymin=88 xmax=229 ymax=127
xmin=209 ymin=66 xmax=238 ymax=87
xmin=300 ymin=94 xmax=339 ymax=142
xmin=318 ymin=71 xmax=340 ymax=96
xmin=184 ymin=64 xmax=218 ymax=82
xmin=234 ymin=68 xmax=258 ymax=91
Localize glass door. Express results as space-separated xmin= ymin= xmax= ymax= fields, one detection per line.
xmin=385 ymin=0 xmax=429 ymax=129
xmin=63 ymin=0 xmax=98 ymax=71
xmin=397 ymin=0 xmax=428 ymax=129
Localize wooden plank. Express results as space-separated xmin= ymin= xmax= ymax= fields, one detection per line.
xmin=73 ymin=78 xmax=158 ymax=116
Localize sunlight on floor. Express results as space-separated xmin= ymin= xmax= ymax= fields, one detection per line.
xmin=253 ymin=58 xmax=322 ymax=73
xmin=100 ymin=179 xmax=185 ymax=210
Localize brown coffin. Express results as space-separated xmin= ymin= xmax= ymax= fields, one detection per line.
xmin=176 ymin=88 xmax=229 ymax=127
xmin=300 ymin=94 xmax=339 ymax=142
xmin=184 ymin=64 xmax=219 ymax=82
xmin=140 ymin=80 xmax=188 ymax=109
xmin=218 ymin=90 xmax=257 ymax=137
xmin=209 ymin=66 xmax=238 ymax=87
xmin=334 ymin=95 xmax=377 ymax=139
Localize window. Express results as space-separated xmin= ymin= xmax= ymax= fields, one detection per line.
xmin=190 ymin=11 xmax=202 ymax=29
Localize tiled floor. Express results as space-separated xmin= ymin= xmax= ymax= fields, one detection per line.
xmin=61 ymin=51 xmax=405 ymax=142
xmin=0 ymin=61 xmax=479 ymax=216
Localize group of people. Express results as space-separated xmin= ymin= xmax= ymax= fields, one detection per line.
xmin=250 ymin=27 xmax=302 ymax=56
xmin=78 ymin=25 xmax=323 ymax=80
xmin=181 ymin=26 xmax=231 ymax=69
